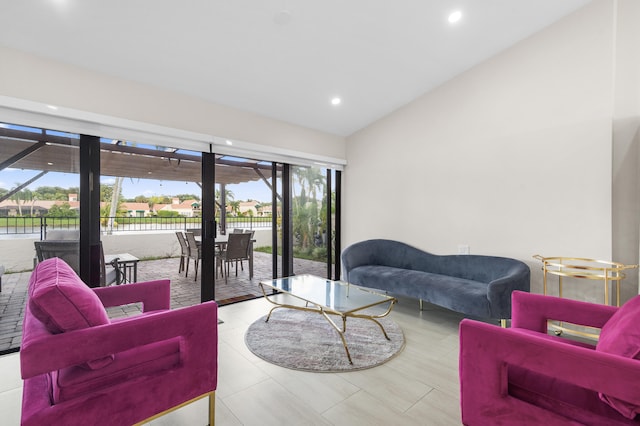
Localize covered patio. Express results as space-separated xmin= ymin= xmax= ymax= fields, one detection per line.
xmin=1 ymin=126 xmax=280 ymax=232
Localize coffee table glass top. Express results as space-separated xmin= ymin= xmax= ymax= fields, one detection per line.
xmin=260 ymin=274 xmax=394 ymax=314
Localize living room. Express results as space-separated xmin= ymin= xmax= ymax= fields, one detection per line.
xmin=1 ymin=1 xmax=639 ymax=425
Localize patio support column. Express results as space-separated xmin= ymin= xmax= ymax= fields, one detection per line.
xmin=79 ymin=134 xmax=102 ymax=287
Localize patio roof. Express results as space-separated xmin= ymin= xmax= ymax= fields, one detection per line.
xmin=0 ymin=126 xmax=276 ymax=186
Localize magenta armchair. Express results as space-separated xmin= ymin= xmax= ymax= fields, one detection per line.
xmin=20 ymin=258 xmax=218 ymax=426
xmin=459 ymin=290 xmax=640 ymax=425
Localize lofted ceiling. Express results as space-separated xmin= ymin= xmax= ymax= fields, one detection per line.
xmin=0 ymin=0 xmax=592 ymax=137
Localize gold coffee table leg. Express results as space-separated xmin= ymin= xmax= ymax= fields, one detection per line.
xmin=320 ymin=311 xmax=354 ymax=364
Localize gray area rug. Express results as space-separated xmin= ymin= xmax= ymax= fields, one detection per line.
xmin=245 ymin=309 xmax=405 ymax=372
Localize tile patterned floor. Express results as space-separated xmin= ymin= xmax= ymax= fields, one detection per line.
xmin=0 ymin=293 xmax=467 ymax=425
xmin=0 ymin=252 xmax=328 ymax=352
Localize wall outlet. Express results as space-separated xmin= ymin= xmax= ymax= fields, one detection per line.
xmin=458 ymin=244 xmax=470 ymax=255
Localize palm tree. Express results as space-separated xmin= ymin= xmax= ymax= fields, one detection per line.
xmin=10 ymin=184 xmax=23 ymax=216
xmin=26 ymin=190 xmax=41 ymax=217
xmin=228 ymin=200 xmax=241 ymax=216
xmin=215 ymin=188 xmax=235 ymax=217
xmin=147 ymin=195 xmax=164 ymax=214
xmin=292 ymin=167 xmax=326 ymax=250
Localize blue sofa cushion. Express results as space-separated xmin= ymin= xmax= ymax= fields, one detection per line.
xmin=348 ymin=265 xmax=491 ymax=318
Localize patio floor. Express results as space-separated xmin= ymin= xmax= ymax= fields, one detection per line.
xmin=0 ymin=252 xmax=329 ymax=353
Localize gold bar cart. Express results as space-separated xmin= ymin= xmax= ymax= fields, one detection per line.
xmin=533 ymin=255 xmax=637 ymax=340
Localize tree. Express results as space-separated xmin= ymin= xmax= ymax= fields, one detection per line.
xmin=100 ymin=184 xmax=114 ymax=202
xmin=215 ymin=189 xmax=235 ymax=203
xmin=215 ymin=188 xmax=235 ymax=217
xmin=10 ymin=184 xmax=23 ymax=216
xmin=25 ymin=189 xmax=41 ymax=217
xmin=147 ymin=196 xmax=164 ymax=214
xmin=175 ymin=193 xmax=201 ymax=202
xmin=292 ymin=167 xmax=326 ymax=251
xmin=47 ymin=203 xmax=78 ymax=218
xmin=229 ymin=200 xmax=241 ymax=216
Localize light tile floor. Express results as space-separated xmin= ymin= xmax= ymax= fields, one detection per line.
xmin=0 ymin=294 xmax=476 ymax=425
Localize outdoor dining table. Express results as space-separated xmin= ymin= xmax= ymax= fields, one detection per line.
xmin=192 ymin=233 xmax=256 ymax=279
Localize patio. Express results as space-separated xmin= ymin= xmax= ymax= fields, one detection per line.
xmin=0 ymin=251 xmax=329 ymax=353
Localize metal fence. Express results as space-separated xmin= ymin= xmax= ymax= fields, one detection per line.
xmin=0 ymin=215 xmax=273 ymax=238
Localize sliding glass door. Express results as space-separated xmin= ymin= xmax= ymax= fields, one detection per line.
xmin=210 ymin=155 xmax=278 ymax=302
xmin=289 ymin=165 xmax=341 ymax=279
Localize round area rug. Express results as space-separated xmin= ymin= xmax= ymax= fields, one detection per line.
xmin=245 ymin=309 xmax=405 ymax=372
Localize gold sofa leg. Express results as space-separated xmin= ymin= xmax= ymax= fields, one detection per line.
xmin=134 ymin=391 xmax=216 ymax=426
xmin=209 ymin=391 xmax=216 ymax=426
xmin=500 ymin=319 xmax=507 ymax=328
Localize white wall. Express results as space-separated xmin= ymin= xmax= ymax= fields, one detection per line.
xmin=612 ymin=0 xmax=640 ymax=300
xmin=345 ymin=0 xmax=625 ymax=299
xmin=0 ymin=45 xmax=346 ymax=160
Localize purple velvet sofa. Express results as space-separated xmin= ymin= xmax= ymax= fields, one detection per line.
xmin=341 ymin=239 xmax=530 ymax=320
xmin=20 ymin=257 xmax=218 ymax=425
xmin=459 ymin=291 xmax=640 ymax=425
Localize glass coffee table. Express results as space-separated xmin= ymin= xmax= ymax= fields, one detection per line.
xmin=258 ymin=274 xmax=397 ymax=364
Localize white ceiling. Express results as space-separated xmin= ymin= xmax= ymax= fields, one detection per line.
xmin=0 ymin=0 xmax=592 ymax=137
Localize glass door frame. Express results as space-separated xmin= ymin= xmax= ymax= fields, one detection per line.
xmin=200 ymin=151 xmax=216 ymax=302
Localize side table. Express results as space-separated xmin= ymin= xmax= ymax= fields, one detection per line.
xmin=104 ymin=253 xmax=140 ymax=284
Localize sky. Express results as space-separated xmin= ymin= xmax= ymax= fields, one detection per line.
xmin=0 ymin=168 xmax=273 ymax=202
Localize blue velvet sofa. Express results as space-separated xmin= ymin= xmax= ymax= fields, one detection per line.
xmin=341 ymin=239 xmax=530 ymax=320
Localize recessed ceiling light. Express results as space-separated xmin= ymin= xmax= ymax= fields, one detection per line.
xmin=331 ymin=97 xmax=341 ymax=106
xmin=273 ymin=9 xmax=292 ymax=25
xmin=448 ymin=10 xmax=462 ymax=24
xmin=226 ymin=140 xmax=233 ymax=145
xmin=47 ymin=162 xmax=53 ymax=166
xmin=46 ymin=104 xmax=58 ymax=110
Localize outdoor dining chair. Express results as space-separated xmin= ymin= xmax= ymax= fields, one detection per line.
xmin=184 ymin=231 xmax=202 ymax=281
xmin=175 ymin=231 xmax=190 ymax=275
xmin=218 ymin=232 xmax=252 ymax=283
xmin=34 ymin=240 xmax=117 ymax=286
xmin=238 ymin=229 xmax=255 ymax=272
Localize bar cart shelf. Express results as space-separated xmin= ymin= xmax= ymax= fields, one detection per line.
xmin=533 ymin=255 xmax=637 ymax=340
